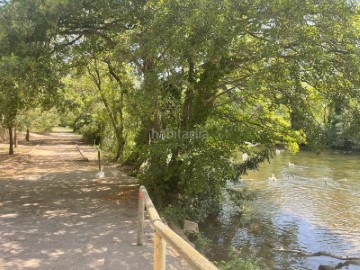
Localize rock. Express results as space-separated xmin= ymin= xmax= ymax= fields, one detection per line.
xmin=183 ymin=220 xmax=199 ymax=234
xmin=318 ymin=265 xmax=335 ymax=270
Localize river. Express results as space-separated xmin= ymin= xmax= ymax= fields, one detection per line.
xmin=201 ymin=151 xmax=360 ymax=270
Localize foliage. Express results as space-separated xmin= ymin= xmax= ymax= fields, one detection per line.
xmin=325 ymin=98 xmax=360 ymax=150
xmin=160 ymin=205 xmax=187 ymax=228
xmin=126 ymin=0 xmax=360 ymax=216
xmin=1 ymin=0 xmax=360 ymax=220
xmin=227 ymin=187 xmax=257 ymax=204
xmin=78 ymin=121 xmax=102 ymax=145
xmin=218 ymin=247 xmax=268 ymax=270
xmin=219 ymin=257 xmax=267 ymax=270
xmin=17 ymin=108 xmax=60 ymax=133
xmin=0 ymin=0 xmax=64 ymax=153
xmin=191 ymin=232 xmax=212 ymax=255
xmin=60 ymin=61 xmax=134 ymax=160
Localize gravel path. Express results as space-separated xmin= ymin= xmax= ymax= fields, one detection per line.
xmin=0 ymin=132 xmax=188 ymax=270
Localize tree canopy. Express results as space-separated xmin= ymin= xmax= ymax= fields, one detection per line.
xmin=1 ymin=0 xmax=360 ymax=217
xmin=0 ymin=0 xmax=64 ymax=152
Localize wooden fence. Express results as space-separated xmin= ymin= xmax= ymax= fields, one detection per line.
xmin=137 ymin=185 xmax=218 ymax=270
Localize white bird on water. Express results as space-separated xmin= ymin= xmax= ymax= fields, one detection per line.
xmin=268 ymin=174 xmax=277 ymax=181
xmin=95 ymin=167 xmax=105 ymax=179
xmin=288 ymin=162 xmax=295 ymax=168
xmin=275 ymin=149 xmax=281 ymax=155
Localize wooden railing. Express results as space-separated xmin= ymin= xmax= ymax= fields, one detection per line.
xmin=137 ymin=186 xmax=218 ymax=270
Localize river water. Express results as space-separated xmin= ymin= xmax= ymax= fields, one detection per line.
xmin=201 ymin=151 xmax=360 ymax=270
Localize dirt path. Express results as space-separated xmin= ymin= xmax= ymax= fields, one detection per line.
xmin=0 ymin=132 xmax=187 ymax=270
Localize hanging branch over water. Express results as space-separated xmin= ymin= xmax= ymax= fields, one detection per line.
xmin=275 ymin=247 xmax=360 ymax=261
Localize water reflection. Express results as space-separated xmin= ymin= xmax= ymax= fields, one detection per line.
xmin=202 ymin=151 xmax=360 ymax=270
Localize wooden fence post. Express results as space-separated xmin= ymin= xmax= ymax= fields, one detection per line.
xmin=153 ymin=231 xmax=166 ymax=270
xmin=98 ymin=150 xmax=101 ymax=170
xmin=137 ymin=187 xmax=144 ymax=246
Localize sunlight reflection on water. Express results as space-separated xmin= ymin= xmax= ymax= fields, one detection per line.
xmin=203 ymin=151 xmax=360 ymax=270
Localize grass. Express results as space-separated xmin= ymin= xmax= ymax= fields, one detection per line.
xmin=51 ymin=126 xmax=73 ymax=133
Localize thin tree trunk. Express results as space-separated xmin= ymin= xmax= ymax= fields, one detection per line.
xmin=105 ymin=60 xmax=127 ymax=161
xmin=180 ymin=60 xmax=195 ymax=129
xmin=14 ymin=127 xmax=18 ymax=148
xmin=114 ymin=133 xmax=126 ymax=162
xmin=26 ymin=128 xmax=30 ymax=142
xmin=88 ymin=63 xmax=127 ymax=161
xmin=8 ymin=127 xmax=14 ymax=155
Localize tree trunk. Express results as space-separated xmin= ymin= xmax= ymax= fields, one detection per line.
xmin=14 ymin=127 xmax=18 ymax=148
xmin=8 ymin=127 xmax=14 ymax=155
xmin=188 ymin=62 xmax=221 ymax=127
xmin=180 ymin=60 xmax=195 ymax=129
xmin=26 ymin=128 xmax=30 ymax=142
xmin=88 ymin=62 xmax=127 ymax=162
xmin=114 ymin=135 xmax=126 ymax=162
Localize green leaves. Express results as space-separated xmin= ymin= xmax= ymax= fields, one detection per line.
xmin=0 ymin=0 xmax=63 ymax=131
xmin=2 ymin=0 xmax=360 ymax=216
xmin=128 ymin=0 xmax=360 ymax=214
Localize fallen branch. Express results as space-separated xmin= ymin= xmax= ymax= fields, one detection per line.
xmin=275 ymin=247 xmax=360 ymax=261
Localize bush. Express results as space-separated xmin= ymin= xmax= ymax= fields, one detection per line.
xmin=220 ymin=257 xmax=266 ymax=270
xmin=161 ymin=205 xmax=186 ymax=227
xmin=218 ymin=247 xmax=268 ymax=270
xmin=192 ymin=232 xmax=213 ymax=254
xmin=79 ymin=122 xmax=102 ymax=145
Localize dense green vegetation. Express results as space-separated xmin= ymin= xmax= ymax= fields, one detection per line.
xmin=1 ymin=0 xmax=360 ymax=220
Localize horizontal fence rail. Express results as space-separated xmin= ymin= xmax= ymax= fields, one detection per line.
xmin=137 ymin=185 xmax=218 ymax=270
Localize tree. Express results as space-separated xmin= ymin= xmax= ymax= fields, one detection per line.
xmin=17 ymin=107 xmax=60 ymax=141
xmin=3 ymin=0 xmax=359 ymax=219
xmin=84 ymin=57 xmax=130 ymax=161
xmin=0 ymin=0 xmax=63 ymax=154
xmin=120 ymin=0 xmax=360 ymax=215
xmin=49 ymin=0 xmax=360 ymax=216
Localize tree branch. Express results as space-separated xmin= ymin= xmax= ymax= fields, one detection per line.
xmin=51 ymin=35 xmax=83 ymax=53
xmin=59 ymin=29 xmax=116 ymax=46
xmin=275 ymin=247 xmax=360 ymax=261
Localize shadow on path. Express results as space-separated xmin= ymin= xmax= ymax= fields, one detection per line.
xmin=0 ymin=133 xmax=187 ymax=269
